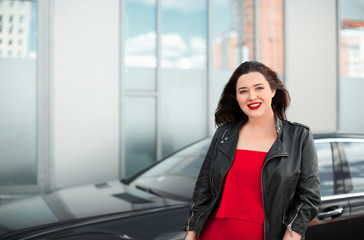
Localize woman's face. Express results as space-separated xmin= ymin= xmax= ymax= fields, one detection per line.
xmin=235 ymin=72 xmax=276 ymax=119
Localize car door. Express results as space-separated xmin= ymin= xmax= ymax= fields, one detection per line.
xmin=337 ymin=140 xmax=364 ymax=237
xmin=306 ymin=140 xmax=351 ymax=240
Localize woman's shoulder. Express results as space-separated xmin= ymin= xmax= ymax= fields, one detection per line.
xmin=213 ymin=124 xmax=229 ymax=139
xmin=213 ymin=121 xmax=241 ymax=139
xmin=217 ymin=120 xmax=242 ymax=132
xmin=281 ymin=118 xmax=311 ymax=131
xmin=216 ymin=122 xmax=236 ymax=130
xmin=281 ymin=119 xmax=314 ymax=144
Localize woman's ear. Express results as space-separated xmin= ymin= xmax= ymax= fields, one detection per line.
xmin=271 ymin=89 xmax=276 ymax=98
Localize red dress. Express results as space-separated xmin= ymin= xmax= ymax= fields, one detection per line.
xmin=200 ymin=149 xmax=267 ymax=240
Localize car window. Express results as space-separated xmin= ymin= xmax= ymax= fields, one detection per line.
xmin=316 ymin=142 xmax=334 ymax=196
xmin=136 ymin=139 xmax=210 ymax=179
xmin=342 ymin=142 xmax=364 ymax=193
xmin=130 ymin=139 xmax=210 ymax=200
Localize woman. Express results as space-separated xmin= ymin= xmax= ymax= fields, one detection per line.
xmin=184 ymin=61 xmax=320 ymax=240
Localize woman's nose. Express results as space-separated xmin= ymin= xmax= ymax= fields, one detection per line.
xmin=248 ymin=91 xmax=257 ymax=100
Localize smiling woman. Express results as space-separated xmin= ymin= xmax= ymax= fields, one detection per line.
xmin=235 ymin=72 xmax=276 ymax=120
xmin=184 ymin=61 xmax=319 ymax=240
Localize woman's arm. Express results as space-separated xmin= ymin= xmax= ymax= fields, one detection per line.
xmin=185 ymin=230 xmax=197 ymax=240
xmin=284 ymin=129 xmax=321 ymax=237
xmin=282 ymin=229 xmax=302 ymax=240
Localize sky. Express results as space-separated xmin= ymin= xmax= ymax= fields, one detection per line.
xmin=8 ymin=0 xmax=364 ymax=62
xmin=341 ymin=0 xmax=364 ymax=21
xmin=29 ymin=1 xmax=37 ymax=52
xmin=124 ymin=0 xmax=231 ymax=68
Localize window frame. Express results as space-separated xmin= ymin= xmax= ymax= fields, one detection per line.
xmin=315 ymin=140 xmax=336 ymax=197
xmin=0 ymin=0 xmax=51 ymax=195
xmin=315 ymin=138 xmax=346 ymax=196
xmin=337 ymin=138 xmax=364 ymax=194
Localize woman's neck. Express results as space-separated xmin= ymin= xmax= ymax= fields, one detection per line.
xmin=246 ymin=112 xmax=276 ymax=132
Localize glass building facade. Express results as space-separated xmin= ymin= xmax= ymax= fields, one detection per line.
xmin=0 ymin=0 xmax=363 ymax=194
xmin=0 ymin=1 xmax=39 ymax=188
xmin=121 ymin=0 xmax=285 ymax=177
xmin=338 ymin=0 xmax=364 ymax=132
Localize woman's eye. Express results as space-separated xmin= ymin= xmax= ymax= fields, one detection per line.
xmin=240 ymin=90 xmax=248 ymax=94
xmin=256 ymin=87 xmax=264 ymax=91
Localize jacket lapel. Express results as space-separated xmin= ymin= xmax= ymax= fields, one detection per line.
xmin=218 ymin=120 xmax=245 ymax=162
xmin=264 ymin=137 xmax=290 ymax=163
xmin=265 ymin=117 xmax=290 ymax=161
xmin=218 ymin=117 xmax=290 ymax=163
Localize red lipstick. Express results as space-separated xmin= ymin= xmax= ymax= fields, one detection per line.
xmin=248 ymin=102 xmax=261 ymax=110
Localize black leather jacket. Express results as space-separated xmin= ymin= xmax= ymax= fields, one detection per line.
xmin=184 ymin=117 xmax=320 ymax=240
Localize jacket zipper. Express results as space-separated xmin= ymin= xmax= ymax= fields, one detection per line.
xmin=186 ymin=203 xmax=195 ymax=231
xmin=221 ymin=129 xmax=229 ymax=140
xmin=282 ymin=185 xmax=295 ymax=224
xmin=211 ymin=173 xmax=217 ymax=194
xmin=287 ymin=202 xmax=304 ymax=237
xmin=196 ymin=207 xmax=209 ymax=226
xmin=261 ymin=154 xmax=289 ymax=240
xmin=282 ymin=199 xmax=288 ymax=223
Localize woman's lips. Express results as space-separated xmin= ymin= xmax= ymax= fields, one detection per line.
xmin=248 ymin=102 xmax=262 ymax=110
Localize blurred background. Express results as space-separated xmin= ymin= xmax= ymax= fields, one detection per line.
xmin=0 ymin=0 xmax=363 ymax=197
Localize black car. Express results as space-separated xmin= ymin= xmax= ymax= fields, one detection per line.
xmin=0 ymin=133 xmax=364 ymax=239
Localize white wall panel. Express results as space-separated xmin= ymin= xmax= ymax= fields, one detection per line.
xmin=53 ymin=0 xmax=119 ymax=188
xmin=285 ymin=0 xmax=337 ymax=133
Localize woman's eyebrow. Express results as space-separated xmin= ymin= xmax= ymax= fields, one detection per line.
xmin=237 ymin=83 xmax=264 ymax=90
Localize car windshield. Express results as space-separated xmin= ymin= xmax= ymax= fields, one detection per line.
xmin=130 ymin=139 xmax=211 ymax=201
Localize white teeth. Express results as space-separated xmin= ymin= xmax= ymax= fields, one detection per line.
xmin=249 ymin=103 xmax=260 ymax=107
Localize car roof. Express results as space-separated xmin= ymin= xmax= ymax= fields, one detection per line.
xmin=313 ymin=132 xmax=364 ymax=140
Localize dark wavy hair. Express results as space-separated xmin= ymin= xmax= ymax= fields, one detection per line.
xmin=215 ymin=61 xmax=290 ymax=126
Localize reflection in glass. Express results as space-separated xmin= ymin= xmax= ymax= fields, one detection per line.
xmin=316 ymin=142 xmax=334 ymax=196
xmin=132 ymin=139 xmax=211 ymax=200
xmin=339 ymin=0 xmax=364 ymax=132
xmin=0 ymin=1 xmax=36 ymax=58
xmin=125 ymin=97 xmax=156 ymax=177
xmin=212 ymin=0 xmax=284 ymax=74
xmin=257 ymin=0 xmax=284 ymax=74
xmin=161 ymin=69 xmax=207 ymax=158
xmin=210 ymin=0 xmax=236 ymax=124
xmin=0 ymin=196 xmax=58 ymax=230
xmin=124 ymin=0 xmax=156 ymax=91
xmin=340 ymin=0 xmax=364 ymax=78
xmin=212 ymin=0 xmax=237 ymax=69
xmin=160 ymin=0 xmax=208 ymax=159
xmin=161 ymin=0 xmax=207 ymax=69
xmin=343 ymin=142 xmax=364 ymax=193
xmin=0 ymin=0 xmax=37 ymax=185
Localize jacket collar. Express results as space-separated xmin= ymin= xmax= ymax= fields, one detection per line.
xmin=218 ymin=116 xmax=289 ymax=162
xmin=275 ymin=116 xmax=283 ymax=137
xmin=222 ymin=115 xmax=283 ymax=139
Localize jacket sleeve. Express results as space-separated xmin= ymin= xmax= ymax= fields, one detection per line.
xmin=285 ymin=129 xmax=321 ymax=237
xmin=183 ymin=126 xmax=224 ymax=231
